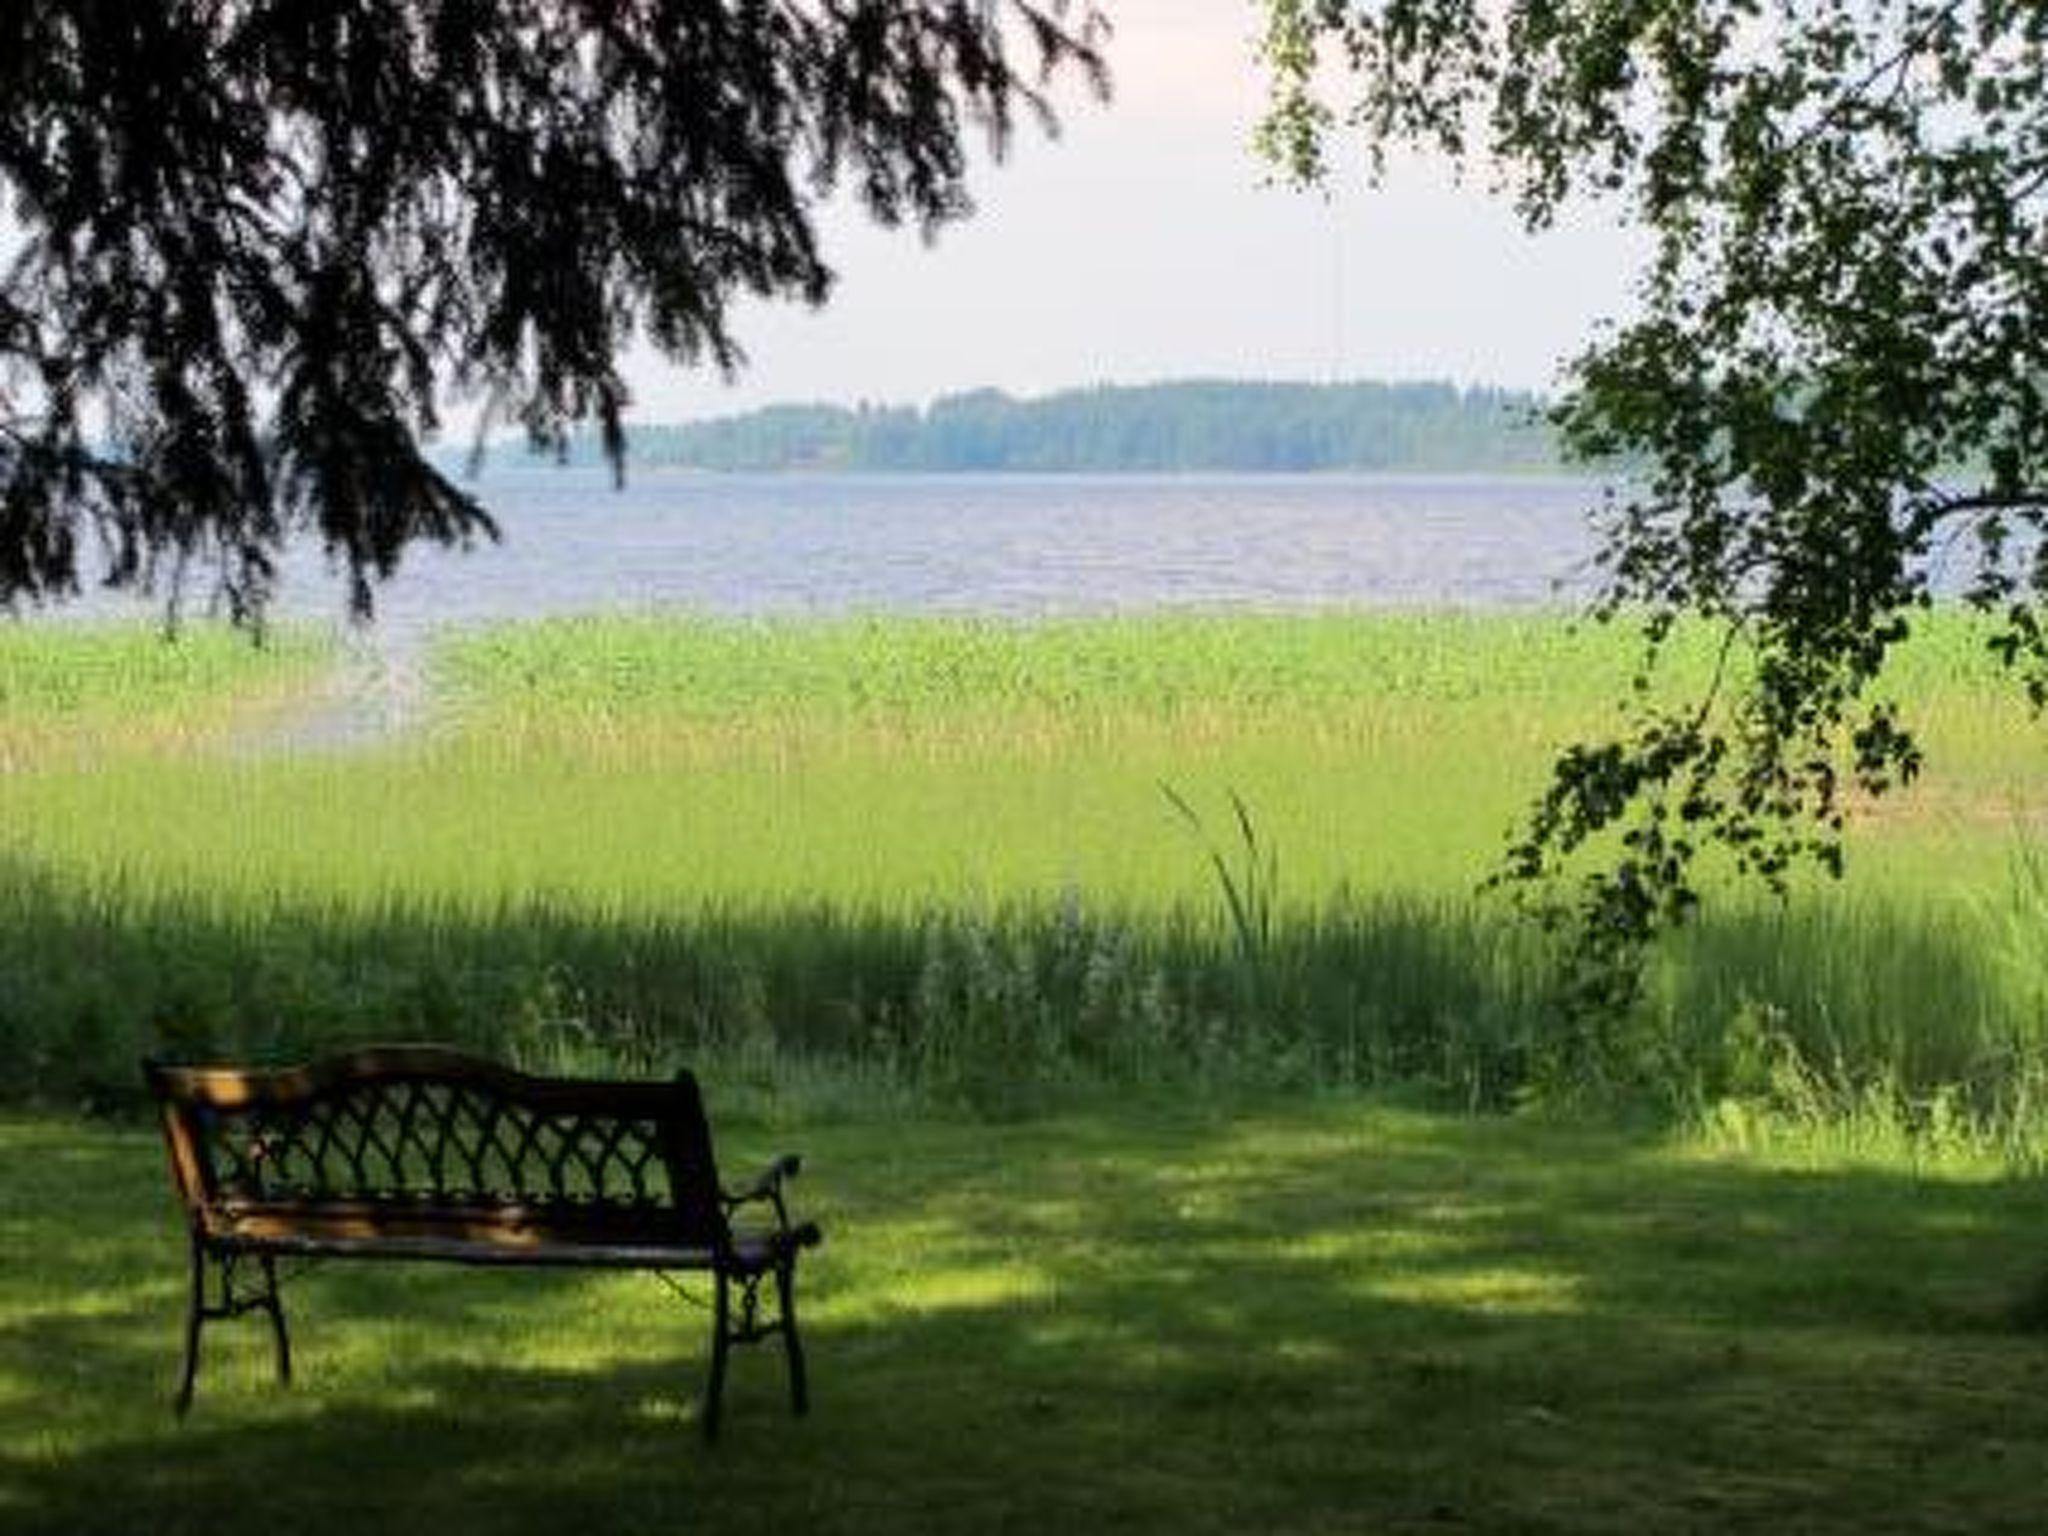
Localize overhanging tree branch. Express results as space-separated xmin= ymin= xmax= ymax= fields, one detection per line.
xmin=0 ymin=0 xmax=1109 ymax=620
xmin=1261 ymin=0 xmax=2048 ymax=986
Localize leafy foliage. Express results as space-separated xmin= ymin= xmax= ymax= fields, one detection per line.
xmin=1262 ymin=0 xmax=2048 ymax=978
xmin=0 ymin=0 xmax=1104 ymax=619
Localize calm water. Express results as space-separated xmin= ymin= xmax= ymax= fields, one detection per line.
xmin=264 ymin=470 xmax=1607 ymax=640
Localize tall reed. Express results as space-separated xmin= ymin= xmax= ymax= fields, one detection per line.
xmin=1 ymin=610 xmax=2040 ymax=1154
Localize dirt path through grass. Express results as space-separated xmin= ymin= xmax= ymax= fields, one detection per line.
xmin=225 ymin=632 xmax=431 ymax=755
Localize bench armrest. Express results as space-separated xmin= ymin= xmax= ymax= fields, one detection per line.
xmin=722 ymin=1153 xmax=803 ymax=1211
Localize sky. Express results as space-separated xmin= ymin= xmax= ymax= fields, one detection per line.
xmin=628 ymin=0 xmax=1644 ymax=424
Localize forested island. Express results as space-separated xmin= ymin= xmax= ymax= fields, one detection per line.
xmin=559 ymin=380 xmax=1565 ymax=473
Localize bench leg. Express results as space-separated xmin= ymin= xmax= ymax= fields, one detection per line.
xmin=172 ymin=1244 xmax=292 ymax=1416
xmin=775 ymin=1259 xmax=809 ymax=1417
xmin=259 ymin=1255 xmax=292 ymax=1388
xmin=174 ymin=1236 xmax=206 ymax=1417
xmin=702 ymin=1272 xmax=731 ymax=1444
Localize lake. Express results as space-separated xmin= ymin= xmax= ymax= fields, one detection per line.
xmin=253 ymin=469 xmax=1608 ymax=640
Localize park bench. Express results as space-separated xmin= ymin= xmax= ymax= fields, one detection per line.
xmin=144 ymin=1045 xmax=820 ymax=1440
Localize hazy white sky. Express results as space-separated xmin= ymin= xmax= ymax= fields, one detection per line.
xmin=628 ymin=0 xmax=1643 ymax=422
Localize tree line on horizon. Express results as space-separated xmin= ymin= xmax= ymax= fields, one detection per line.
xmin=573 ymin=380 xmax=1563 ymax=474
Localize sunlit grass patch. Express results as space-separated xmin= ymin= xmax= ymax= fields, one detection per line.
xmin=433 ymin=610 xmax=1648 ymax=720
xmin=0 ymin=621 xmax=327 ymax=761
xmin=0 ymin=620 xmax=325 ymax=718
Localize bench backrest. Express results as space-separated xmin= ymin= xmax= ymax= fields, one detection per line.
xmin=145 ymin=1046 xmax=728 ymax=1249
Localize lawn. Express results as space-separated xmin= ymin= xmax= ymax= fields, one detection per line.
xmin=3 ymin=1104 xmax=2045 ymax=1534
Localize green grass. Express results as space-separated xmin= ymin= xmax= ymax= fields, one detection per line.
xmin=0 ymin=620 xmax=323 ymax=735
xmin=3 ymin=1104 xmax=2045 ymax=1534
xmin=0 ymin=610 xmax=2042 ymax=1145
xmin=433 ymin=610 xmax=1672 ymax=720
xmin=4 ymin=614 xmax=2045 ymax=1526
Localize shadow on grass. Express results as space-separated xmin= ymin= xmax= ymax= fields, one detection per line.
xmin=1 ymin=1108 xmax=2045 ymax=1536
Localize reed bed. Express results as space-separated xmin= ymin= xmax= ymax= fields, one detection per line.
xmin=0 ymin=621 xmax=326 ymax=761
xmin=435 ymin=611 xmax=1661 ymax=718
xmin=1 ymin=610 xmax=2041 ymax=1153
xmin=432 ymin=607 xmax=2028 ymax=718
xmin=0 ymin=620 xmax=323 ymax=718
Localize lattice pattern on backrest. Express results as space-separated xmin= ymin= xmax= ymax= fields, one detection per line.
xmin=195 ymin=1078 xmax=678 ymax=1210
xmin=148 ymin=1050 xmax=730 ymax=1244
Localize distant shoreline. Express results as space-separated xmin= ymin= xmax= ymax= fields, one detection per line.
xmin=501 ymin=378 xmax=1569 ymax=477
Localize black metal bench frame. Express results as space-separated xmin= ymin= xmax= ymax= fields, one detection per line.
xmin=145 ymin=1046 xmax=821 ymax=1440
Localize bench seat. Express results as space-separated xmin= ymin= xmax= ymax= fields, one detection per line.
xmin=202 ymin=1200 xmax=812 ymax=1272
